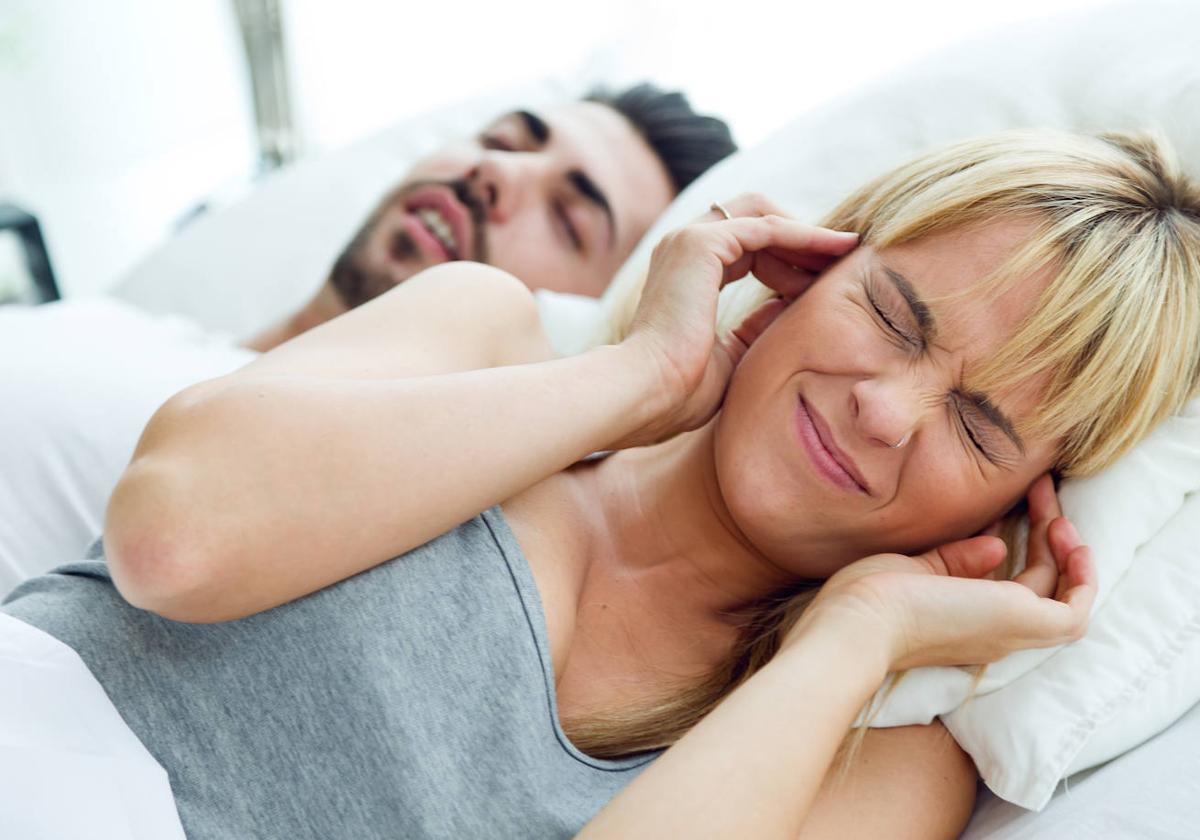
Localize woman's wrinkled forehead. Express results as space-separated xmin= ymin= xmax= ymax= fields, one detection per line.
xmin=865 ymin=219 xmax=1054 ymax=354
xmin=858 ymin=220 xmax=1061 ymax=447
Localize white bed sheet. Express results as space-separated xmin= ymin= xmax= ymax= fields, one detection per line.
xmin=962 ymin=697 xmax=1200 ymax=839
xmin=0 ymin=613 xmax=184 ymax=840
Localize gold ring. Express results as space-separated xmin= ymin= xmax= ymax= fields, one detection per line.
xmin=710 ymin=201 xmax=732 ymax=220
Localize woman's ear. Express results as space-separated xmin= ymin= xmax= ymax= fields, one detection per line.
xmin=730 ymin=297 xmax=789 ymax=355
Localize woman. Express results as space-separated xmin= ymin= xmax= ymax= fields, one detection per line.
xmin=6 ymin=128 xmax=1199 ymax=839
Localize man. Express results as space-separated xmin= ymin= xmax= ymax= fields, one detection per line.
xmin=0 ymin=83 xmax=735 ymax=591
xmin=246 ymin=84 xmax=737 ymax=351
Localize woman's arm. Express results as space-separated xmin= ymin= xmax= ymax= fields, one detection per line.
xmin=578 ymin=513 xmax=1096 ymax=839
xmin=797 ymin=723 xmax=977 ymax=839
xmin=239 ymin=262 xmax=554 ymax=379
xmin=107 ymin=208 xmax=858 ymax=623
xmin=578 ymin=616 xmax=890 ymax=839
xmin=582 ymin=666 xmax=978 ymax=840
xmin=105 ymin=263 xmax=661 ymax=622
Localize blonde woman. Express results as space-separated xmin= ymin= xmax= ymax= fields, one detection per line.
xmin=5 ymin=129 xmax=1199 ymax=839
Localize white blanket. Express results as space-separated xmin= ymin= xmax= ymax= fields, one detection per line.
xmin=0 ymin=613 xmax=184 ymax=839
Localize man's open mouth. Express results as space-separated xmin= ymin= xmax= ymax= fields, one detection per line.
xmin=399 ymin=183 xmax=480 ymax=263
xmin=411 ymin=206 xmax=460 ymax=260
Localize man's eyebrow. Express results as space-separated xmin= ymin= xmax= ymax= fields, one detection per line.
xmin=567 ymin=169 xmax=616 ymax=250
xmin=878 ymin=257 xmax=1025 ymax=454
xmin=513 ymin=110 xmax=550 ymax=145
xmin=502 ymin=110 xmax=615 ymax=250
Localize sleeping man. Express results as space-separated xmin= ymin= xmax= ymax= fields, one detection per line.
xmin=0 ymin=83 xmax=736 ymax=591
xmin=245 ymin=84 xmax=736 ymax=351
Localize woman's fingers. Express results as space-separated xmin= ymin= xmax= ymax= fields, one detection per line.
xmin=729 ymin=215 xmax=860 ymax=263
xmin=923 ymin=535 xmax=1007 ymax=579
xmin=813 ymin=528 xmax=1099 ymax=670
xmin=1030 ymin=545 xmax=1097 ymax=642
xmin=749 ymin=251 xmax=818 ymax=299
xmin=1014 ymin=473 xmax=1062 ymax=597
xmin=621 ymin=203 xmax=858 ymax=449
xmin=1049 ymin=517 xmax=1085 ymax=600
xmin=705 ymin=193 xmax=860 ymax=268
xmin=684 ymin=215 xmax=858 ymax=292
xmin=701 ymin=192 xmax=793 ymax=223
xmin=1065 ymin=545 xmax=1098 ymax=609
xmin=694 ymin=195 xmax=858 ymax=294
xmin=1048 ymin=516 xmax=1082 ymax=572
xmin=763 ymin=245 xmax=846 ymax=273
xmin=1027 ymin=472 xmax=1060 ymax=519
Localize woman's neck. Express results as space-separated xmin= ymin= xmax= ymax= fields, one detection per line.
xmin=577 ymin=421 xmax=799 ymax=646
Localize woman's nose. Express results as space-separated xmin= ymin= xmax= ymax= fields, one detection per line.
xmin=850 ymin=376 xmax=923 ymax=450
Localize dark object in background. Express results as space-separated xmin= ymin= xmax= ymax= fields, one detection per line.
xmin=0 ymin=203 xmax=59 ymax=304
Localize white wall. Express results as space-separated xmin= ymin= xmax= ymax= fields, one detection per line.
xmin=0 ymin=0 xmax=256 ymax=296
xmin=283 ymin=0 xmax=1114 ymax=153
xmin=1 ymin=0 xmax=1116 ymax=297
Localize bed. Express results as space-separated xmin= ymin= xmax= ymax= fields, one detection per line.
xmin=7 ymin=1 xmax=1197 ymax=836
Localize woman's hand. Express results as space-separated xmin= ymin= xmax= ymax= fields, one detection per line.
xmin=785 ymin=473 xmax=1098 ymax=672
xmin=614 ymin=194 xmax=859 ymax=449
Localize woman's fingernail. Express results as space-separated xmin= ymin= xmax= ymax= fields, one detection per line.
xmin=1063 ymin=519 xmax=1081 ymax=545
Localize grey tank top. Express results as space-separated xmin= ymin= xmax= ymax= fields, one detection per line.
xmin=2 ymin=506 xmax=664 ymax=839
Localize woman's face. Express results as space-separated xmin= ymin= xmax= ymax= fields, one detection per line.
xmin=714 ymin=218 xmax=1061 ymax=577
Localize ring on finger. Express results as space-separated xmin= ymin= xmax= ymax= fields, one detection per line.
xmin=710 ymin=200 xmax=732 ymax=221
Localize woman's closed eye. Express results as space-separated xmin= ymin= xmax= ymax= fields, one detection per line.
xmin=860 ymin=272 xmax=1010 ymax=466
xmin=864 ymin=273 xmax=923 ymax=351
xmin=950 ymin=393 xmax=1003 ymax=464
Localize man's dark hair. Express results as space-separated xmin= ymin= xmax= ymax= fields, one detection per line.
xmin=586 ymin=83 xmax=736 ymax=196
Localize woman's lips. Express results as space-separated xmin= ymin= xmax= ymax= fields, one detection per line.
xmin=795 ymin=396 xmax=870 ymax=495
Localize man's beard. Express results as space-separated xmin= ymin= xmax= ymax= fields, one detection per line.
xmin=329 ymin=177 xmax=489 ymax=310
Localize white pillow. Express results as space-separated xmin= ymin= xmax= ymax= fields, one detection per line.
xmin=588 ymin=0 xmax=1200 ymax=811
xmin=875 ymin=398 xmax=1200 ymax=808
xmin=597 ymin=1 xmax=1200 ymax=345
xmin=0 ymin=298 xmax=255 ymax=594
xmin=961 ymin=697 xmax=1200 ymax=839
xmin=110 ymin=77 xmax=582 ymax=342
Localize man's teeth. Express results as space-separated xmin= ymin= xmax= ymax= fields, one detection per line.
xmin=416 ymin=207 xmax=458 ymax=257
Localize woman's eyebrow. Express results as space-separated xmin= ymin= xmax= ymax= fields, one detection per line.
xmin=877 ymin=257 xmax=1026 ymax=454
xmin=877 ymin=258 xmax=937 ymax=342
xmin=963 ymin=389 xmax=1027 ymax=455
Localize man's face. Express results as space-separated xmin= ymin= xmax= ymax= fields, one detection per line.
xmin=329 ymin=101 xmax=675 ymax=308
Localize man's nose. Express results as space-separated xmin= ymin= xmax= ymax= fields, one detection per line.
xmin=468 ymin=151 xmax=546 ymax=225
xmin=850 ymin=375 xmax=925 ymax=450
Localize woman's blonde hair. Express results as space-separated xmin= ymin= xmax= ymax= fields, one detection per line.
xmin=565 ymin=128 xmax=1200 ymax=760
